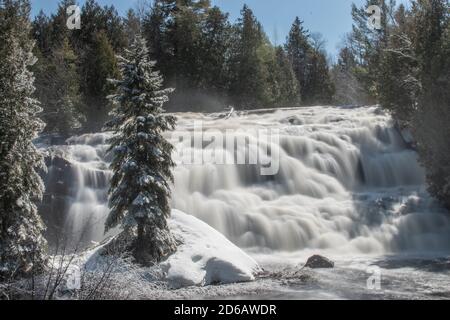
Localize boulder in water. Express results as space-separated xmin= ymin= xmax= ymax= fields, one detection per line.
xmin=304 ymin=255 xmax=334 ymax=269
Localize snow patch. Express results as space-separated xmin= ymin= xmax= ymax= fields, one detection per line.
xmin=162 ymin=210 xmax=261 ymax=288
xmin=81 ymin=210 xmax=261 ymax=289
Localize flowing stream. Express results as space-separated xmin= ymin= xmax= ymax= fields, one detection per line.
xmin=41 ymin=106 xmax=450 ymax=299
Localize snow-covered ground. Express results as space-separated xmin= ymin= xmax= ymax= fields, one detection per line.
xmin=76 ymin=210 xmax=261 ymax=294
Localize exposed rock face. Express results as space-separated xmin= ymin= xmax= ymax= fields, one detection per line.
xmin=37 ymin=135 xmax=113 ymax=247
xmin=39 ymin=149 xmax=76 ymax=242
xmin=304 ymin=255 xmax=334 ymax=269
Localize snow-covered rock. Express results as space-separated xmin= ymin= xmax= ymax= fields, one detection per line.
xmin=81 ymin=210 xmax=261 ymax=290
xmin=162 ymin=210 xmax=261 ymax=289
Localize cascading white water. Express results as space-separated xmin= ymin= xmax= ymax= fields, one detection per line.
xmin=42 ymin=133 xmax=114 ymax=243
xmin=44 ymin=106 xmax=450 ymax=255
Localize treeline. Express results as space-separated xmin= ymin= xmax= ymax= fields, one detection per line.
xmin=334 ymin=0 xmax=450 ymax=208
xmin=31 ymin=0 xmax=334 ymax=134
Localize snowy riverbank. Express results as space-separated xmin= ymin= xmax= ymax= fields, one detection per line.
xmin=78 ymin=210 xmax=261 ymax=292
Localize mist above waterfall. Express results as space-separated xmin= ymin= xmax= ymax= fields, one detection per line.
xmin=42 ymin=106 xmax=450 ymax=256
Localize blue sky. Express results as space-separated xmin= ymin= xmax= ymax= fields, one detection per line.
xmin=30 ymin=0 xmax=411 ymax=57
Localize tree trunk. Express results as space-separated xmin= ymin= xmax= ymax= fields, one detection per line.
xmin=134 ymin=223 xmax=147 ymax=265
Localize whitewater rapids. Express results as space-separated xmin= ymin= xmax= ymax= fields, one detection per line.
xmin=41 ymin=106 xmax=450 ymax=299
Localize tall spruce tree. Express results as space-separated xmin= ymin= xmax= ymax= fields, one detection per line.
xmin=34 ymin=37 xmax=85 ymax=136
xmin=69 ymin=0 xmax=124 ymax=129
xmin=32 ymin=9 xmax=52 ymax=55
xmin=124 ymin=8 xmax=142 ymax=46
xmin=260 ymin=46 xmax=300 ymax=107
xmin=142 ymin=0 xmax=171 ymax=73
xmin=143 ymin=0 xmax=232 ymax=111
xmin=331 ymin=46 xmax=369 ymax=105
xmin=198 ymin=6 xmax=231 ymax=92
xmin=271 ymin=46 xmax=300 ymax=107
xmin=378 ymin=4 xmax=417 ymax=123
xmin=0 ymin=0 xmax=47 ymax=279
xmin=104 ymin=36 xmax=177 ymax=265
xmin=229 ymin=5 xmax=268 ymax=108
xmin=285 ymin=17 xmax=334 ymax=105
xmin=82 ymin=30 xmax=119 ymax=129
xmin=303 ymin=49 xmax=335 ymax=105
xmin=347 ymin=0 xmax=395 ymax=103
xmin=285 ymin=17 xmax=309 ymax=102
xmin=76 ymin=0 xmax=126 ymax=52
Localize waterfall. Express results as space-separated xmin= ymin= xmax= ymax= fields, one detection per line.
xmin=41 ymin=106 xmax=450 ymax=254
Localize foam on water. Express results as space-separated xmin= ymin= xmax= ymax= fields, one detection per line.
xmin=43 ymin=106 xmax=450 ymax=256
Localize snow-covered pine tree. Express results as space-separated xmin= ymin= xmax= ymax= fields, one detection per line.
xmin=0 ymin=0 xmax=47 ymax=279
xmin=104 ymin=35 xmax=177 ymax=265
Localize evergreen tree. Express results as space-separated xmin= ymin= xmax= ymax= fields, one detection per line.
xmin=104 ymin=36 xmax=177 ymax=265
xmin=143 ymin=0 xmax=204 ymax=82
xmin=285 ymin=17 xmax=334 ymax=105
xmin=102 ymin=5 xmax=127 ymax=51
xmin=0 ymin=0 xmax=47 ymax=279
xmin=347 ymin=0 xmax=396 ymax=103
xmin=32 ymin=10 xmax=52 ymax=55
xmin=331 ymin=46 xmax=369 ymax=105
xmin=142 ymin=0 xmax=171 ymax=73
xmin=76 ymin=0 xmax=126 ymax=52
xmin=285 ymin=17 xmax=309 ymax=102
xmin=82 ymin=30 xmax=119 ymax=129
xmin=198 ymin=6 xmax=231 ymax=92
xmin=34 ymin=37 xmax=85 ymax=136
xmin=229 ymin=5 xmax=269 ymax=108
xmin=265 ymin=46 xmax=300 ymax=107
xmin=167 ymin=0 xmax=208 ymax=85
xmin=378 ymin=4 xmax=417 ymax=123
xmin=124 ymin=8 xmax=141 ymax=46
xmin=144 ymin=0 xmax=227 ymax=110
xmin=303 ymin=49 xmax=335 ymax=105
xmin=273 ymin=46 xmax=300 ymax=106
xmin=60 ymin=0 xmax=126 ymax=130
xmin=49 ymin=0 xmax=75 ymax=47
